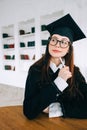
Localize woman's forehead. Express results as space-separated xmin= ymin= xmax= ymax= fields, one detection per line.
xmin=52 ymin=34 xmax=70 ymax=41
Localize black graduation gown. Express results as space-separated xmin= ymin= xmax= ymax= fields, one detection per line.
xmin=23 ymin=62 xmax=87 ymax=120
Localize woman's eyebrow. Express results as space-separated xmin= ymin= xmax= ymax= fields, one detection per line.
xmin=61 ymin=37 xmax=70 ymax=41
xmin=52 ymin=36 xmax=69 ymax=41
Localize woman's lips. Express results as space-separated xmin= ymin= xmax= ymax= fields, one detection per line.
xmin=52 ymin=50 xmax=61 ymax=53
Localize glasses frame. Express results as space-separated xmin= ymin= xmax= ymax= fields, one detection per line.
xmin=48 ymin=37 xmax=71 ymax=48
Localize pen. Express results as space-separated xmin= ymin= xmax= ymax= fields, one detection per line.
xmin=59 ymin=57 xmax=65 ymax=67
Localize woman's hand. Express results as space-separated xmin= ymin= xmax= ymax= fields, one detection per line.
xmin=58 ymin=66 xmax=72 ymax=81
xmin=43 ymin=107 xmax=49 ymax=113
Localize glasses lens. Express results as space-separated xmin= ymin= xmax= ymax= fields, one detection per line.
xmin=60 ymin=41 xmax=69 ymax=48
xmin=49 ymin=37 xmax=57 ymax=45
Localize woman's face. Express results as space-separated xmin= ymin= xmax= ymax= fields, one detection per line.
xmin=48 ymin=34 xmax=70 ymax=59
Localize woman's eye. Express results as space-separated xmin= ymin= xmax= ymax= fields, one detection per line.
xmin=61 ymin=41 xmax=66 ymax=44
xmin=61 ymin=41 xmax=64 ymax=44
xmin=51 ymin=38 xmax=56 ymax=42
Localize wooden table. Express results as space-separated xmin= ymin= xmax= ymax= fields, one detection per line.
xmin=0 ymin=106 xmax=87 ymax=130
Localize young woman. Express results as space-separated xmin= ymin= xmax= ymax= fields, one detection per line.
xmin=23 ymin=14 xmax=87 ymax=119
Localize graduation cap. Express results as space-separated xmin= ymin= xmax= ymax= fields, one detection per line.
xmin=46 ymin=14 xmax=86 ymax=42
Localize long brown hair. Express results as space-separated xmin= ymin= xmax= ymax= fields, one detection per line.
xmin=34 ymin=38 xmax=82 ymax=98
xmin=35 ymin=39 xmax=74 ymax=81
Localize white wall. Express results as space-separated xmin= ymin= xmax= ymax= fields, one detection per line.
xmin=0 ymin=0 xmax=87 ymax=29
xmin=73 ymin=38 xmax=87 ymax=81
xmin=0 ymin=0 xmax=87 ymax=87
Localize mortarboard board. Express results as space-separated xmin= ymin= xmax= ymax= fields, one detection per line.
xmin=46 ymin=14 xmax=86 ymax=42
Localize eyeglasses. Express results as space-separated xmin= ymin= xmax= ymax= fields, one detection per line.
xmin=49 ymin=37 xmax=70 ymax=48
